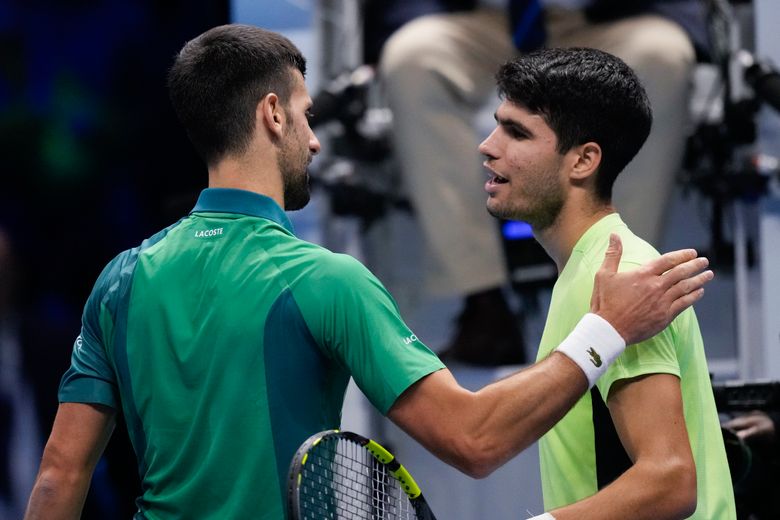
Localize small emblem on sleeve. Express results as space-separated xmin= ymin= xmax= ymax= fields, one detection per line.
xmin=402 ymin=334 xmax=418 ymax=345
xmin=75 ymin=335 xmax=84 ymax=353
xmin=586 ymin=347 xmax=602 ymax=367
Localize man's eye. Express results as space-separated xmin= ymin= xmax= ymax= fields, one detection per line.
xmin=507 ymin=127 xmax=526 ymax=139
xmin=306 ymin=110 xmax=314 ymax=120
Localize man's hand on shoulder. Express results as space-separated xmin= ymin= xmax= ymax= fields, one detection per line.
xmin=590 ymin=233 xmax=713 ymax=345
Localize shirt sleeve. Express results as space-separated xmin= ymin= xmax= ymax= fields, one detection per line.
xmin=293 ymin=253 xmax=445 ymax=414
xmin=58 ymin=257 xmax=121 ymax=409
xmin=596 ymin=323 xmax=682 ymax=400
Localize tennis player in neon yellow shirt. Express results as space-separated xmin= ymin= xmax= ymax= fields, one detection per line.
xmin=481 ymin=47 xmax=735 ymax=519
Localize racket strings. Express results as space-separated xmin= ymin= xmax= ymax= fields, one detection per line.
xmin=297 ymin=437 xmax=416 ymax=519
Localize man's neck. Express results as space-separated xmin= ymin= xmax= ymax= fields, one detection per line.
xmin=207 ymin=151 xmax=285 ymax=208
xmin=534 ymin=198 xmax=615 ymax=273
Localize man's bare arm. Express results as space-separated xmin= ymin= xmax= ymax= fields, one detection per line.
xmin=549 ymin=374 xmax=697 ymax=520
xmin=25 ymin=403 xmax=116 ymax=520
xmin=388 ymin=235 xmax=712 ymax=478
xmin=389 ymin=352 xmax=587 ymax=478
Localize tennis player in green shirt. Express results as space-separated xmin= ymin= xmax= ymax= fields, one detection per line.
xmin=25 ymin=26 xmax=714 ymax=520
xmin=481 ymin=47 xmax=735 ymax=519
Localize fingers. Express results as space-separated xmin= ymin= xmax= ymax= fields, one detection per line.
xmin=734 ymin=423 xmax=766 ymax=440
xmin=660 ymin=256 xmax=711 ymax=291
xmin=598 ymin=233 xmax=623 ymax=274
xmin=666 ymin=268 xmax=715 ymax=308
xmin=668 ymin=288 xmax=706 ymax=320
xmin=667 ymin=268 xmax=714 ymax=318
xmin=646 ymin=248 xmax=699 ymax=277
xmin=723 ymin=416 xmax=754 ymax=430
xmin=724 ymin=413 xmax=776 ymax=442
xmin=667 ymin=267 xmax=714 ymax=318
xmin=735 ymin=427 xmax=760 ymax=440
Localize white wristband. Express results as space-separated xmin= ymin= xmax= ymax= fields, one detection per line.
xmin=555 ymin=313 xmax=626 ymax=388
xmin=527 ymin=513 xmax=556 ymax=520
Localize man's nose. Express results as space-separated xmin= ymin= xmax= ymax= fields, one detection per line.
xmin=310 ymin=133 xmax=321 ymax=155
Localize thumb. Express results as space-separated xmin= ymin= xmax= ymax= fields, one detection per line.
xmin=599 ymin=233 xmax=623 ymax=274
xmin=591 ymin=233 xmax=623 ymax=313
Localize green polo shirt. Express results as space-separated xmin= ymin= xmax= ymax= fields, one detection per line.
xmin=59 ymin=188 xmax=444 ymax=519
xmin=536 ymin=213 xmax=735 ymax=519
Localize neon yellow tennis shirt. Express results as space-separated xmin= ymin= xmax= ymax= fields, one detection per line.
xmin=536 ymin=213 xmax=735 ymax=519
xmin=59 ymin=188 xmax=445 ymax=519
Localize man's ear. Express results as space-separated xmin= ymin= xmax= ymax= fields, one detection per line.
xmin=258 ymin=92 xmax=285 ymax=140
xmin=569 ymin=142 xmax=602 ymax=181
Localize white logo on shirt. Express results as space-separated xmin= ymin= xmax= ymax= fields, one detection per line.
xmin=75 ymin=335 xmax=83 ymax=353
xmin=403 ymin=334 xmax=418 ymax=345
xmin=194 ymin=227 xmax=224 ymax=238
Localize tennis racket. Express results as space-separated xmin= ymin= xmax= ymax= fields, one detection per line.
xmin=287 ymin=429 xmax=437 ymax=520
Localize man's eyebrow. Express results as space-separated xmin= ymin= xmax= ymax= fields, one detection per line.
xmin=494 ymin=112 xmax=533 ymax=136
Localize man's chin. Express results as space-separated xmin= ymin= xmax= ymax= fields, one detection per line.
xmin=486 ymin=201 xmax=513 ymax=221
xmin=284 ymin=190 xmax=310 ymax=212
xmin=282 ymin=168 xmax=312 ymax=211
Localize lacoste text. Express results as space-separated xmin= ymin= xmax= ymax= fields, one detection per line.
xmin=195 ymin=228 xmax=224 ymax=238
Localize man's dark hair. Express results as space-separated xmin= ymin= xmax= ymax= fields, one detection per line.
xmin=495 ymin=47 xmax=652 ymax=201
xmin=167 ymin=24 xmax=307 ymax=166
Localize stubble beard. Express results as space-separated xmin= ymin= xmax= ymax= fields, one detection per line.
xmin=282 ymin=166 xmax=310 ymax=211
xmin=486 ymin=179 xmax=565 ymax=232
xmin=279 ymin=136 xmax=311 ymax=212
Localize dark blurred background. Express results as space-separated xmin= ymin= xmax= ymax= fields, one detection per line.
xmin=0 ymin=1 xmax=229 ymax=517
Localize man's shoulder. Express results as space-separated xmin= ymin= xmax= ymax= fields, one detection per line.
xmin=554 ymin=221 xmax=659 ymax=307
xmin=272 ymin=236 xmax=381 ymax=296
xmin=283 ymin=236 xmax=368 ymax=274
xmin=91 ymin=219 xmax=186 ymax=300
xmin=580 ymin=226 xmax=660 ymax=273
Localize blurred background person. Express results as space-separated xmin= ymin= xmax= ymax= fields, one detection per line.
xmin=725 ymin=410 xmax=778 ymax=445
xmin=0 ymin=228 xmax=40 ymax=519
xmin=723 ymin=410 xmax=780 ymax=519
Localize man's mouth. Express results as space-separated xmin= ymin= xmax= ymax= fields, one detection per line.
xmin=484 ymin=162 xmax=509 ymax=184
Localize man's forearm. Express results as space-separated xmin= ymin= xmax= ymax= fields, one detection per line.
xmin=549 ymin=457 xmax=697 ymax=520
xmin=25 ymin=468 xmax=92 ymax=520
xmin=462 ymin=352 xmax=589 ymax=476
xmin=25 ymin=402 xmax=116 ymax=519
xmin=390 ymin=351 xmax=588 ymax=479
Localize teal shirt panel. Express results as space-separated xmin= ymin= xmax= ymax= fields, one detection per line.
xmin=59 ymin=221 xmax=180 ymax=411
xmin=59 ymin=255 xmax=123 ymax=409
xmin=58 ymin=188 xmax=444 ymax=520
xmin=536 ymin=214 xmax=735 ymax=519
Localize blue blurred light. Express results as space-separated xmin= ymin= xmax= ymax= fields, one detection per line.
xmin=502 ymin=220 xmax=534 ymax=240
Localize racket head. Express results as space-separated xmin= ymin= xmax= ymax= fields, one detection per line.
xmin=287 ymin=429 xmax=436 ymax=520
